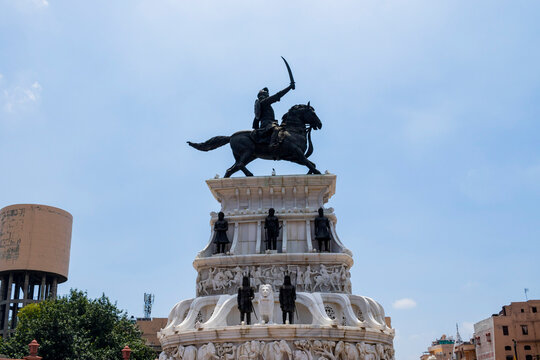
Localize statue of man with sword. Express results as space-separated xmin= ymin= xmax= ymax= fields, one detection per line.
xmin=252 ymin=57 xmax=296 ymax=150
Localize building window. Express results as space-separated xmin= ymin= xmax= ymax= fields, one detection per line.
xmin=486 ymin=333 xmax=492 ymax=342
xmin=525 ymin=356 xmax=532 ymax=360
xmin=505 ymin=346 xmax=512 ymax=351
xmin=524 ymin=345 xmax=531 ymax=350
xmin=476 ymin=336 xmax=481 ymax=345
xmin=506 ymin=356 xmax=514 ymax=360
xmin=521 ymin=325 xmax=528 ymax=335
xmin=502 ymin=326 xmax=509 ymax=335
xmin=533 ymin=307 xmax=537 ymax=313
xmin=521 ymin=308 xmax=525 ymax=313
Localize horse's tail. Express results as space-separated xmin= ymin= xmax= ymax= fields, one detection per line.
xmin=305 ymin=127 xmax=314 ymax=158
xmin=187 ymin=136 xmax=230 ymax=151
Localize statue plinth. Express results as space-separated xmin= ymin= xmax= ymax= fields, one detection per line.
xmin=158 ymin=174 xmax=395 ymax=360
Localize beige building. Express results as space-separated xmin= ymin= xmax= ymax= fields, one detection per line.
xmin=0 ymin=204 xmax=73 ymax=337
xmin=421 ymin=335 xmax=456 ymax=360
xmin=455 ymin=341 xmax=477 ymax=360
xmin=474 ymin=300 xmax=540 ymax=360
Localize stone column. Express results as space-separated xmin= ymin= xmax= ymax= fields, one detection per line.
xmin=281 ymin=220 xmax=288 ymax=253
xmin=51 ymin=278 xmax=58 ymax=299
xmin=255 ymin=220 xmax=262 ymax=254
xmin=23 ymin=272 xmax=30 ymax=306
xmin=306 ymin=220 xmax=313 ymax=252
xmin=39 ymin=274 xmax=46 ymax=300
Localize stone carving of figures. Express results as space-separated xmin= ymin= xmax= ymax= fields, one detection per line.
xmin=265 ymin=208 xmax=280 ymax=250
xmin=175 ymin=345 xmax=197 ymax=360
xmin=232 ymin=266 xmax=243 ymax=287
xmin=312 ymin=340 xmax=337 ymax=360
xmin=341 ymin=265 xmax=352 ymax=293
xmin=293 ymin=341 xmax=313 ymax=360
xmin=303 ymin=265 xmax=312 ymax=292
xmin=197 ymin=343 xmax=218 ymax=360
xmin=250 ymin=340 xmax=262 ymax=359
xmin=296 ymin=266 xmax=304 ymax=291
xmin=335 ymin=341 xmax=359 ymax=360
xmin=213 ymin=212 xmax=229 ymax=254
xmin=252 ymin=267 xmax=262 ymax=288
xmin=263 ymin=340 xmax=292 ymax=360
xmin=237 ymin=342 xmax=250 ymax=360
xmin=271 ymin=266 xmax=285 ymax=290
xmin=383 ymin=346 xmax=395 ymax=360
xmin=314 ymin=207 xmax=331 ymax=252
xmin=212 ymin=270 xmax=228 ymax=291
xmin=198 ymin=268 xmax=214 ymax=295
xmin=159 ymin=351 xmax=169 ymax=360
xmin=357 ymin=342 xmax=376 ymax=360
xmin=375 ymin=344 xmax=385 ymax=360
xmin=237 ymin=276 xmax=255 ymax=325
xmin=222 ymin=343 xmax=236 ymax=360
xmin=215 ymin=343 xmax=236 ymax=360
xmin=328 ymin=266 xmax=340 ymax=292
xmin=313 ymin=265 xmax=333 ymax=292
xmin=223 ymin=269 xmax=234 ymax=289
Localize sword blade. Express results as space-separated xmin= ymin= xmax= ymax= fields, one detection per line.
xmin=281 ymin=56 xmax=295 ymax=89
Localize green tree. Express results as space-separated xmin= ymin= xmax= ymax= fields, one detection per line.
xmin=0 ymin=289 xmax=155 ymax=360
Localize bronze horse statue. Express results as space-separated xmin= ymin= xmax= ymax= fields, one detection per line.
xmin=188 ymin=103 xmax=322 ymax=178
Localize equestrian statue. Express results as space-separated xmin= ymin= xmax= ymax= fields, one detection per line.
xmin=187 ymin=57 xmax=323 ymax=178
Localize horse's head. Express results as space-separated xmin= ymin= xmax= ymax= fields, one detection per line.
xmin=283 ymin=102 xmax=322 ymax=130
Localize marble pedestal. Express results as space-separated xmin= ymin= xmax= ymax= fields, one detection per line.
xmin=158 ymin=174 xmax=395 ymax=360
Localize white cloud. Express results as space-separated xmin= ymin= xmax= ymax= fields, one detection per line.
xmin=31 ymin=0 xmax=49 ymax=7
xmin=393 ymin=298 xmax=417 ymax=309
xmin=2 ymin=79 xmax=43 ymax=113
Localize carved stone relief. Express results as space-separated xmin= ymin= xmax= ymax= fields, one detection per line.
xmin=196 ymin=264 xmax=351 ymax=296
xmin=160 ymin=340 xmax=394 ymax=360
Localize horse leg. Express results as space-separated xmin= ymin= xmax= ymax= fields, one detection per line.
xmin=240 ymin=156 xmax=255 ymax=176
xmin=306 ymin=160 xmax=318 ymax=174
xmin=224 ymin=162 xmax=241 ymax=178
xmin=282 ymin=142 xmax=321 ymax=175
xmin=292 ymin=154 xmax=321 ymax=175
xmin=225 ymin=135 xmax=255 ymax=178
xmin=225 ymin=151 xmax=251 ymax=178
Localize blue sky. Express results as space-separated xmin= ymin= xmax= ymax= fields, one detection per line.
xmin=1 ymin=1 xmax=539 ymax=359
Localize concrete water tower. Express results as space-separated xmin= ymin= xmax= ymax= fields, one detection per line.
xmin=0 ymin=204 xmax=72 ymax=337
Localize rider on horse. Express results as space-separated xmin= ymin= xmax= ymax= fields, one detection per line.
xmin=252 ymin=84 xmax=294 ymax=149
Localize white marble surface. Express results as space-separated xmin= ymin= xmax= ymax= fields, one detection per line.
xmin=159 ymin=174 xmax=395 ymax=360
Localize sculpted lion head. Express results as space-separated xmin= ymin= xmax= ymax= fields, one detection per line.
xmin=259 ymin=284 xmax=273 ymax=298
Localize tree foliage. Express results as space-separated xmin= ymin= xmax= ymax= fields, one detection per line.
xmin=0 ymin=290 xmax=155 ymax=360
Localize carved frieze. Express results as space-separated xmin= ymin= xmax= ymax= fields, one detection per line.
xmin=196 ymin=263 xmax=351 ymax=296
xmin=159 ymin=340 xmax=395 ymax=360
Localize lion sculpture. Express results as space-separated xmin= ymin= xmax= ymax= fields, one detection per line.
xmin=257 ymin=284 xmax=275 ymax=324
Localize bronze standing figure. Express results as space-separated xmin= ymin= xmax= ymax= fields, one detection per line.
xmin=213 ymin=211 xmax=229 ymax=254
xmin=237 ymin=276 xmax=254 ymax=325
xmin=314 ymin=207 xmax=331 ymax=252
xmin=279 ymin=274 xmax=296 ymax=324
xmin=264 ymin=208 xmax=280 ymax=251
